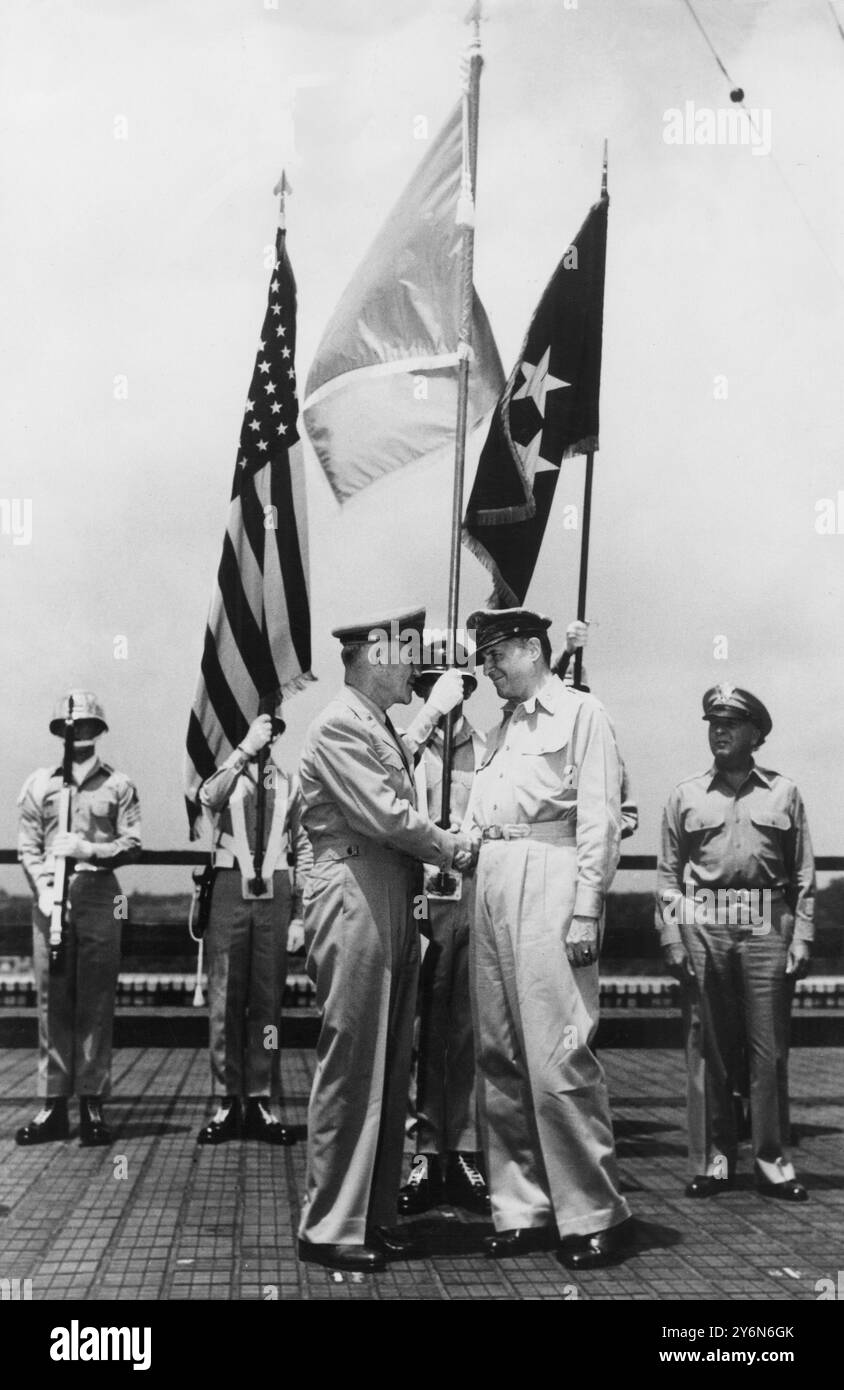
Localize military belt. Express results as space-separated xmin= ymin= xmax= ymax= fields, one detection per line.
xmin=479 ymin=822 xmax=575 ymax=845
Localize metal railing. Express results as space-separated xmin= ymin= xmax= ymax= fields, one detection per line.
xmin=2 ymin=851 xmax=844 ymax=870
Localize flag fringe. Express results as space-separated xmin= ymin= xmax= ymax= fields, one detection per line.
xmin=461 ymin=525 xmax=521 ymax=608
xmin=280 ymin=669 xmax=318 ymax=697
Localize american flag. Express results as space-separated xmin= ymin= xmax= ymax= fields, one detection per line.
xmin=184 ymin=219 xmax=313 ymax=833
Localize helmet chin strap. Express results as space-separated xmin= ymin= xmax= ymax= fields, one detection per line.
xmin=70 ymin=739 xmax=98 ymax=761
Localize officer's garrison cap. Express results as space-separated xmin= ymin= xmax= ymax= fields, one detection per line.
xmin=331 ymin=606 xmax=426 ymax=646
xmin=702 ymin=684 xmax=772 ymax=739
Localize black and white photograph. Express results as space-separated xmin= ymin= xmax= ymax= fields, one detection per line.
xmin=1 ymin=0 xmax=842 ymax=1349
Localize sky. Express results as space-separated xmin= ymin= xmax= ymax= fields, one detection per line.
xmin=1 ymin=0 xmax=843 ymax=895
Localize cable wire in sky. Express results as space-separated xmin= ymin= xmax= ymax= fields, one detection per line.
xmin=680 ymin=0 xmax=844 ymax=296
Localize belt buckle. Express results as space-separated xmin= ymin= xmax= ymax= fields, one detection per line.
xmin=241 ymin=875 xmax=274 ymax=901
xmin=484 ymin=825 xmax=503 ymax=841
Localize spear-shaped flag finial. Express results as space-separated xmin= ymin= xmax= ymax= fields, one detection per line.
xmin=273 ymin=169 xmax=291 ymax=229
xmin=465 ymin=0 xmax=482 ymax=34
xmin=601 ymin=140 xmax=608 ymax=199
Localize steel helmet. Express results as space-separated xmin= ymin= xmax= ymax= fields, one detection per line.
xmin=414 ymin=639 xmax=477 ymax=697
xmin=49 ymin=689 xmax=108 ymax=737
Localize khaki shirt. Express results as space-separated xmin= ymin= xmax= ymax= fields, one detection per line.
xmin=299 ymin=685 xmax=455 ymax=865
xmin=17 ymin=758 xmax=142 ymax=897
xmin=467 ymin=674 xmax=622 ymax=918
xmin=656 ymin=762 xmax=815 ymax=946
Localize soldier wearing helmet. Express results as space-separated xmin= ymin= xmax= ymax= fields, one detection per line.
xmin=15 ymin=690 xmax=141 ymax=1147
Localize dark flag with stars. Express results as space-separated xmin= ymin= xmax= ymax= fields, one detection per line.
xmin=462 ymin=191 xmax=608 ymax=606
xmin=184 ymin=218 xmax=313 ymax=834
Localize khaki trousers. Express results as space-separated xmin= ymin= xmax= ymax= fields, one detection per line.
xmin=680 ymin=898 xmax=795 ymax=1176
xmin=206 ymin=869 xmax=292 ymax=1099
xmin=472 ymin=839 xmax=630 ymax=1237
xmin=33 ymin=871 xmax=121 ymax=1098
xmin=299 ymin=842 xmax=419 ymax=1246
xmin=414 ymin=892 xmax=478 ymax=1154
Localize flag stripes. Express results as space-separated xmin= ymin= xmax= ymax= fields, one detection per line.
xmin=184 ymin=227 xmax=313 ymax=833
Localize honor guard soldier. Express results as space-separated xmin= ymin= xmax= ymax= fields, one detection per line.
xmin=657 ymin=685 xmax=815 ymax=1202
xmin=296 ymin=608 xmax=475 ymax=1273
xmin=465 ymin=610 xmax=634 ymax=1269
xmin=16 ymin=691 xmax=141 ymax=1146
xmin=397 ymin=641 xmax=490 ymax=1217
xmin=196 ymin=695 xmax=312 ymax=1145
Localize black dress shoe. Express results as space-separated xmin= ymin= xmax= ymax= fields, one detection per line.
xmin=368 ymin=1224 xmax=427 ymax=1259
xmin=446 ymin=1151 xmax=491 ymax=1215
xmin=242 ymin=1099 xmax=294 ymax=1145
xmin=79 ymin=1096 xmax=112 ymax=1148
xmin=558 ymin=1216 xmax=636 ymax=1271
xmin=196 ymin=1098 xmax=241 ymax=1145
xmin=755 ymin=1165 xmax=808 ymax=1202
xmin=398 ymin=1153 xmax=443 ymax=1215
xmin=298 ymin=1239 xmax=385 ymax=1273
xmin=15 ymin=1098 xmax=69 ymax=1146
xmin=484 ymin=1227 xmax=558 ymax=1259
xmin=685 ymin=1174 xmax=732 ymax=1198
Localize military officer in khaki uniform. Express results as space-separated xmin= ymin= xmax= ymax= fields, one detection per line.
xmin=398 ymin=642 xmax=490 ymax=1217
xmin=297 ymin=608 xmax=475 ymax=1274
xmin=196 ymin=700 xmax=312 ymax=1145
xmin=16 ymin=690 xmax=141 ymax=1147
xmin=657 ymin=685 xmax=815 ymax=1202
xmin=465 ymin=610 xmax=634 ymax=1269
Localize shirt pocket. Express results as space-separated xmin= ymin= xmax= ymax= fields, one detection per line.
xmin=749 ymin=809 xmax=791 ymax=838
xmin=518 ymin=733 xmax=573 ymax=801
xmin=684 ymin=808 xmax=727 ymax=843
xmin=86 ymin=795 xmax=116 ymax=834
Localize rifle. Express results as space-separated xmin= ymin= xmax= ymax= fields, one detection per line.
xmin=49 ymin=695 xmax=75 ymax=972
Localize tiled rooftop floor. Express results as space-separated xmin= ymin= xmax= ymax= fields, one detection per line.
xmin=0 ymin=1045 xmax=841 ymax=1301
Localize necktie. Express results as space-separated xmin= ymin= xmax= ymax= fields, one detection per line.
xmin=383 ymin=713 xmax=412 ymax=777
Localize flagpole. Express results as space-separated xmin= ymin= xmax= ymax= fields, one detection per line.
xmin=573 ymin=142 xmax=607 ymax=692
xmin=439 ymin=3 xmax=483 ymax=831
xmin=249 ymin=171 xmax=291 ymax=894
